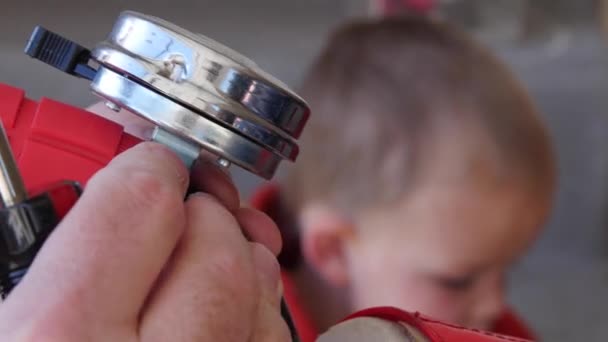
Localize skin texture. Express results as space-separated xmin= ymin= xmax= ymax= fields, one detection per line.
xmin=0 ymin=104 xmax=288 ymax=341
xmin=344 ymin=180 xmax=546 ymax=330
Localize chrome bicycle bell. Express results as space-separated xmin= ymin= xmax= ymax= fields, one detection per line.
xmin=24 ymin=10 xmax=310 ymax=179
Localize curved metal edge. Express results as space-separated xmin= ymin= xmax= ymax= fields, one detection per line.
xmin=116 ymin=10 xmax=260 ymax=70
xmin=100 ymin=10 xmax=310 ymax=138
xmin=90 ymin=45 xmax=299 ymax=160
xmin=90 ymin=67 xmax=283 ymax=179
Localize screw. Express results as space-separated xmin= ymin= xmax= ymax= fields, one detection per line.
xmin=217 ymin=158 xmax=231 ymax=168
xmin=105 ymin=101 xmax=121 ymax=112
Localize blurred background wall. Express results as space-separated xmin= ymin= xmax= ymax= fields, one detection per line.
xmin=1 ymin=1 xmax=607 ymax=340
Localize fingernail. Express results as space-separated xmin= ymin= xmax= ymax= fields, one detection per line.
xmin=186 ymin=192 xmax=222 ymax=205
xmin=129 ymin=142 xmax=190 ymax=190
xmin=187 ymin=191 xmax=205 ymax=200
xmin=192 ymin=158 xmax=232 ymax=182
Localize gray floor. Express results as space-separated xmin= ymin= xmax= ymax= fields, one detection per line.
xmin=1 ymin=1 xmax=607 ymax=341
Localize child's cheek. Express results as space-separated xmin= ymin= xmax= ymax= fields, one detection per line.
xmin=347 ymin=240 xmax=471 ymax=325
xmin=371 ymin=271 xmax=474 ymax=326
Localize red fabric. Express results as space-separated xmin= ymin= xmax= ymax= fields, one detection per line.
xmin=492 ymin=308 xmax=537 ymax=341
xmin=345 ymin=307 xmax=532 ymax=342
xmin=250 ymin=184 xmax=537 ymax=342
xmin=44 ymin=182 xmax=81 ymax=219
xmin=281 ymin=273 xmax=319 ymax=342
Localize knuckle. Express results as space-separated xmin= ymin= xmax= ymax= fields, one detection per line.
xmin=187 ymin=193 xmax=237 ymax=224
xmin=251 ymin=243 xmax=281 ymax=293
xmin=206 ymin=248 xmax=257 ymax=304
xmin=213 ymin=248 xmax=253 ymax=282
xmin=119 ymin=168 xmax=182 ymax=213
xmin=86 ymin=167 xmax=185 ymax=238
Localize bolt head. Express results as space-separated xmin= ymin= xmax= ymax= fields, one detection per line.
xmin=217 ymin=158 xmax=231 ymax=168
xmin=104 ymin=101 xmax=121 ymax=112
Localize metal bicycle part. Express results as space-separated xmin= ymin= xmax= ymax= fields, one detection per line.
xmin=89 ymin=10 xmax=309 ymax=179
xmin=91 ymin=66 xmax=283 ymax=179
xmin=24 ymin=11 xmax=309 ymax=179
xmin=22 ymin=11 xmax=308 ymax=339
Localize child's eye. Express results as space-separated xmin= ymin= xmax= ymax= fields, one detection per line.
xmin=435 ymin=276 xmax=475 ymax=291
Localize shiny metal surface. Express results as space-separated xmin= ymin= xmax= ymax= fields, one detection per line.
xmin=151 ymin=127 xmax=201 ymax=169
xmin=0 ymin=124 xmax=27 ymax=208
xmin=217 ymin=158 xmax=231 ymax=168
xmin=86 ymin=10 xmax=310 ymax=179
xmin=92 ymin=46 xmax=299 ymax=161
xmin=0 ymin=122 xmax=34 ymax=255
xmin=91 ymin=67 xmax=282 ymax=179
xmin=90 ymin=10 xmax=309 ymax=138
xmin=85 ymin=10 xmax=310 ymax=179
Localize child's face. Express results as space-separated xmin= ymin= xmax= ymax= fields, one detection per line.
xmin=343 ymin=179 xmax=548 ymax=330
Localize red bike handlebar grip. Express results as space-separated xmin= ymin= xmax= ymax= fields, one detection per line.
xmin=0 ymin=83 xmax=141 ymax=191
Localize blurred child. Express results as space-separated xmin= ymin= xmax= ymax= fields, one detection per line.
xmin=251 ymin=15 xmax=555 ymax=342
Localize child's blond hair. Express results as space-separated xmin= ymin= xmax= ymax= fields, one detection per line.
xmin=282 ymin=16 xmax=555 ymax=216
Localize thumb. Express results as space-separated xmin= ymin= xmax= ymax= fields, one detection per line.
xmin=0 ymin=142 xmax=189 ymax=335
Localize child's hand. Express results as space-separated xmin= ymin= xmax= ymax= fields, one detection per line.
xmin=0 ymin=142 xmax=288 ymax=341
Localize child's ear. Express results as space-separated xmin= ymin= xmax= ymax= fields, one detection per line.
xmin=299 ymin=205 xmax=354 ymax=288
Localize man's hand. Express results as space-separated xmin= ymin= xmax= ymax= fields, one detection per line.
xmin=0 ymin=142 xmax=289 ymax=341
